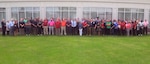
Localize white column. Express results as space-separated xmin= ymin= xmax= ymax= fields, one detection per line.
xmin=112 ymin=8 xmax=118 ymax=20
xmin=144 ymin=9 xmax=149 ymax=21
xmin=40 ymin=7 xmax=46 ymax=19
xmin=6 ymin=7 xmax=11 ymax=20
xmin=76 ymin=7 xmax=83 ymax=19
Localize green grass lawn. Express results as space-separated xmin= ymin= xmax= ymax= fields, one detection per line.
xmin=0 ymin=35 xmax=150 ymax=64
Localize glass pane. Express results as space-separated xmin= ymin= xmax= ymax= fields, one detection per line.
xmin=19 ymin=12 xmax=25 ymax=19
xmin=11 ymin=12 xmax=18 ymax=20
xmin=132 ymin=8 xmax=138 ymax=12
xmin=70 ymin=12 xmax=76 ymax=19
xmin=62 ymin=7 xmax=68 ymax=11
xmin=33 ymin=7 xmax=40 ymax=11
xmin=91 ymin=8 xmax=97 ymax=12
xmin=106 ymin=12 xmax=112 ymax=20
xmin=26 ymin=7 xmax=32 ymax=11
xmin=46 ymin=11 xmax=53 ymax=19
xmin=139 ymin=9 xmax=144 ymax=12
xmin=98 ymin=8 xmax=105 ymax=12
xmin=54 ymin=11 xmax=61 ymax=19
xmin=54 ymin=7 xmax=60 ymax=11
xmin=125 ymin=8 xmax=131 ymax=12
xmin=118 ymin=12 xmax=124 ymax=20
xmin=106 ymin=8 xmax=112 ymax=12
xmin=83 ymin=11 xmax=90 ymax=19
xmin=33 ymin=11 xmax=40 ymax=18
xmin=26 ymin=11 xmax=32 ymax=19
xmin=132 ymin=13 xmax=137 ymax=20
xmin=62 ymin=12 xmax=68 ymax=19
xmin=118 ymin=8 xmax=124 ymax=11
xmin=98 ymin=12 xmax=105 ymax=20
xmin=0 ymin=8 xmax=6 ymax=12
xmin=47 ymin=7 xmax=53 ymax=11
xmin=18 ymin=7 xmax=25 ymax=12
xmin=83 ymin=7 xmax=90 ymax=11
xmin=70 ymin=7 xmax=76 ymax=10
xmin=125 ymin=13 xmax=131 ymax=21
xmin=138 ymin=13 xmax=144 ymax=20
xmin=11 ymin=7 xmax=18 ymax=12
xmin=91 ymin=11 xmax=97 ymax=19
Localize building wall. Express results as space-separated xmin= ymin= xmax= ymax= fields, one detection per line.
xmin=0 ymin=0 xmax=150 ymax=27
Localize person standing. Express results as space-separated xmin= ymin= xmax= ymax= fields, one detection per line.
xmin=37 ymin=19 xmax=43 ymax=35
xmin=48 ymin=18 xmax=55 ymax=35
xmin=1 ymin=19 xmax=6 ymax=36
xmin=55 ymin=18 xmax=61 ymax=35
xmin=6 ymin=21 xmax=10 ymax=35
xmin=31 ymin=18 xmax=38 ymax=35
xmin=78 ymin=21 xmax=83 ymax=36
xmin=100 ymin=20 xmax=105 ymax=35
xmin=19 ymin=18 xmax=25 ymax=35
xmin=14 ymin=20 xmax=19 ymax=36
xmin=66 ymin=18 xmax=71 ymax=35
xmin=143 ymin=20 xmax=149 ymax=35
xmin=105 ymin=20 xmax=112 ymax=35
xmin=25 ymin=20 xmax=31 ymax=36
xmin=71 ymin=19 xmax=77 ymax=35
xmin=61 ymin=18 xmax=67 ymax=35
xmin=9 ymin=19 xmax=15 ymax=36
xmin=125 ymin=21 xmax=132 ymax=36
xmin=42 ymin=18 xmax=48 ymax=35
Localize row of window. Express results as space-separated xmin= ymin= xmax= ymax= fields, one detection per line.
xmin=0 ymin=7 xmax=149 ymax=21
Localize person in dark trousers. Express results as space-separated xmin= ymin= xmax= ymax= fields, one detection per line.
xmin=1 ymin=19 xmax=6 ymax=36
xmin=9 ymin=19 xmax=15 ymax=36
xmin=19 ymin=18 xmax=25 ymax=35
xmin=105 ymin=20 xmax=112 ymax=35
xmin=31 ymin=18 xmax=38 ymax=35
xmin=6 ymin=21 xmax=10 ymax=35
xmin=25 ymin=21 xmax=31 ymax=36
xmin=66 ymin=18 xmax=72 ymax=35
xmin=100 ymin=20 xmax=105 ymax=35
xmin=37 ymin=19 xmax=43 ymax=35
xmin=71 ymin=19 xmax=77 ymax=35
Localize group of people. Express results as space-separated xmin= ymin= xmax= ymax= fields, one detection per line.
xmin=1 ymin=17 xmax=149 ymax=36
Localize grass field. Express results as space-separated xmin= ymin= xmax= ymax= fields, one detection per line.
xmin=0 ymin=35 xmax=150 ymax=64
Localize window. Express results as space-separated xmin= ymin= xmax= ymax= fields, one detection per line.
xmin=11 ymin=7 xmax=40 ymax=20
xmin=83 ymin=7 xmax=112 ymax=20
xmin=118 ymin=8 xmax=144 ymax=21
xmin=46 ymin=7 xmax=76 ymax=20
xmin=0 ymin=8 xmax=6 ymax=27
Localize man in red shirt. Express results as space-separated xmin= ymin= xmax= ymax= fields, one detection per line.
xmin=55 ymin=18 xmax=61 ymax=35
xmin=120 ymin=20 xmax=126 ymax=36
xmin=42 ymin=18 xmax=48 ymax=35
xmin=61 ymin=18 xmax=67 ymax=35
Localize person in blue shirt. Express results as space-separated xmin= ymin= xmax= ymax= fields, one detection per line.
xmin=9 ymin=19 xmax=15 ymax=36
xmin=78 ymin=20 xmax=83 ymax=36
xmin=71 ymin=19 xmax=77 ymax=35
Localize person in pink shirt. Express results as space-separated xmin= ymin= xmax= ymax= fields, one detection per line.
xmin=126 ymin=21 xmax=132 ymax=36
xmin=48 ymin=18 xmax=55 ymax=35
xmin=143 ymin=19 xmax=149 ymax=35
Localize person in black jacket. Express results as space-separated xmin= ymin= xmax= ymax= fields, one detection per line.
xmin=1 ymin=19 xmax=6 ymax=36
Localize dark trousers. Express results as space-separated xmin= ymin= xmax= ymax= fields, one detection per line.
xmin=66 ymin=27 xmax=72 ymax=35
xmin=133 ymin=29 xmax=137 ymax=36
xmin=92 ymin=27 xmax=96 ymax=35
xmin=71 ymin=27 xmax=77 ymax=35
xmin=25 ymin=26 xmax=31 ymax=35
xmin=37 ymin=27 xmax=43 ymax=35
xmin=101 ymin=28 xmax=105 ymax=35
xmin=2 ymin=27 xmax=6 ymax=36
xmin=106 ymin=28 xmax=111 ymax=35
xmin=9 ymin=26 xmax=14 ymax=36
xmin=121 ymin=29 xmax=126 ymax=36
xmin=114 ymin=29 xmax=119 ymax=35
xmin=32 ymin=27 xmax=37 ymax=35
xmin=19 ymin=28 xmax=25 ymax=35
xmin=144 ymin=27 xmax=148 ymax=35
xmin=87 ymin=27 xmax=92 ymax=36
xmin=83 ymin=27 xmax=87 ymax=35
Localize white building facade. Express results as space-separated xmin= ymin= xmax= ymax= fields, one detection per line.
xmin=0 ymin=0 xmax=150 ymax=27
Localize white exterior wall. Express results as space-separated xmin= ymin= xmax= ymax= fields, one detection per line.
xmin=0 ymin=1 xmax=150 ymax=21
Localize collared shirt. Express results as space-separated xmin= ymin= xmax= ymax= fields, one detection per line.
xmin=9 ymin=21 xmax=14 ymax=28
xmin=71 ymin=20 xmax=77 ymax=27
xmin=48 ymin=20 xmax=55 ymax=26
xmin=143 ymin=21 xmax=149 ymax=27
xmin=61 ymin=20 xmax=66 ymax=27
